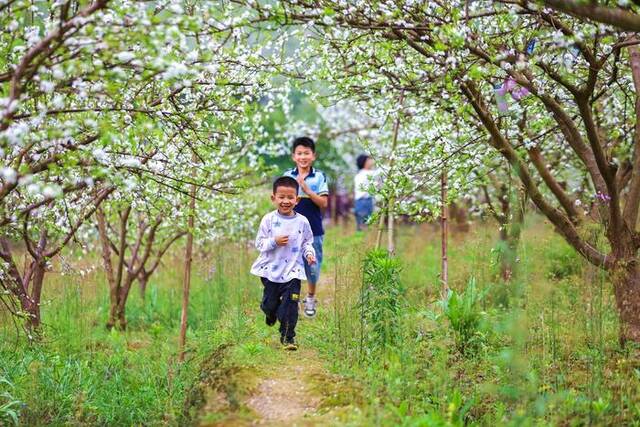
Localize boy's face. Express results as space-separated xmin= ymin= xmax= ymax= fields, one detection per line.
xmin=292 ymin=145 xmax=316 ymax=170
xmin=271 ymin=185 xmax=299 ymax=215
xmin=364 ymin=157 xmax=375 ymax=170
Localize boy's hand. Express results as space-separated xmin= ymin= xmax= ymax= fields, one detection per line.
xmin=306 ymin=254 xmax=316 ymax=265
xmin=296 ymin=175 xmax=310 ymax=193
xmin=275 ymin=235 xmax=289 ymax=246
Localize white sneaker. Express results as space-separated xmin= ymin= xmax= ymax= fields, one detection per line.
xmin=303 ymin=295 xmax=317 ymax=318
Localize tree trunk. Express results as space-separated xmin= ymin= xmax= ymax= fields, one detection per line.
xmin=115 ymin=275 xmax=134 ymax=331
xmin=25 ymin=260 xmax=46 ymax=330
xmin=451 ymin=202 xmax=470 ymax=233
xmin=499 ymin=234 xmax=519 ymax=282
xmin=498 ymin=210 xmax=524 ymax=282
xmin=139 ymin=271 xmax=149 ymax=300
xmin=612 ymin=261 xmax=640 ymax=345
xmin=117 ymin=305 xmax=127 ymax=331
xmin=96 ymin=207 xmax=120 ymax=330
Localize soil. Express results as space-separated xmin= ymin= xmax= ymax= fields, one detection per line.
xmin=244 ymin=348 xmax=324 ymax=426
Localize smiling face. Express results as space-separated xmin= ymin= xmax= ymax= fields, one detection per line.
xmin=271 ymin=185 xmax=299 ymax=216
xmin=292 ymin=145 xmax=316 ymax=170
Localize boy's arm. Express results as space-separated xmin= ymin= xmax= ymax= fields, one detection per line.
xmin=255 ymin=216 xmax=277 ymax=253
xmin=297 ymin=172 xmax=329 ymax=209
xmin=301 ymin=221 xmax=316 ymax=259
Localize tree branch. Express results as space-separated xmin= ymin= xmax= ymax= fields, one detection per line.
xmin=542 ymin=0 xmax=640 ymax=32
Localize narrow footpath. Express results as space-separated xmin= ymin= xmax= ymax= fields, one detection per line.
xmin=198 ymin=277 xmax=361 ymax=426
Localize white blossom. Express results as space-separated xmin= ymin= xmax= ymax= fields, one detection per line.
xmin=0 ymin=167 xmax=17 ymax=184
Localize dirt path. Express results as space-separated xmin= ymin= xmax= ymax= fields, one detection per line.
xmin=244 ymin=347 xmax=324 ymax=425
xmin=199 ymin=277 xmax=358 ymax=426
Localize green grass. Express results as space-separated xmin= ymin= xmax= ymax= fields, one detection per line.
xmin=305 ymin=219 xmax=640 ymax=425
xmin=0 ymin=242 xmax=260 ymax=426
xmin=1 ymin=217 xmax=639 ymax=425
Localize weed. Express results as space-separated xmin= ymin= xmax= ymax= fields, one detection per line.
xmin=360 ymin=249 xmax=404 ymax=355
xmin=0 ymin=377 xmax=21 ymax=426
xmin=442 ymin=277 xmax=489 ymax=356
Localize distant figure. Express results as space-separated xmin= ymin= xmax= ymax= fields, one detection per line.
xmin=328 ymin=177 xmax=353 ymax=226
xmin=250 ymin=176 xmax=316 ymax=351
xmin=354 ymin=154 xmax=377 ymax=231
xmin=283 ymin=137 xmax=328 ymax=319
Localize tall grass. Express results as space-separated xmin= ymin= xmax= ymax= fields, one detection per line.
xmin=0 ymin=241 xmax=259 ymax=425
xmin=309 ymin=218 xmax=640 ymax=425
xmin=2 ymin=217 xmax=639 ymax=425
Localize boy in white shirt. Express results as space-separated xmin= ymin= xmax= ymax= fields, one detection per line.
xmin=251 ymin=176 xmax=316 ymax=350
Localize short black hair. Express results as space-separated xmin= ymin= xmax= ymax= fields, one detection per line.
xmin=273 ymin=176 xmax=299 ymax=194
xmin=356 ymin=154 xmax=370 ymax=170
xmin=292 ymin=136 xmax=316 ymax=153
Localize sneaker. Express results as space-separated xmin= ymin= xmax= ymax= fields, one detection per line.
xmin=303 ymin=295 xmax=317 ymax=318
xmin=265 ymin=314 xmax=276 ymax=327
xmin=281 ymin=336 xmax=298 ymax=351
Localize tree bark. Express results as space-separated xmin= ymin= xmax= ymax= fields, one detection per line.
xmin=542 ymin=0 xmax=640 ymax=32
xmin=115 ymin=274 xmax=135 ymax=331
xmin=612 ymin=260 xmax=640 ymax=345
xmin=25 ymin=260 xmax=46 ymax=330
xmin=96 ymin=207 xmax=119 ymax=329
xmin=138 ymin=271 xmax=149 ymax=300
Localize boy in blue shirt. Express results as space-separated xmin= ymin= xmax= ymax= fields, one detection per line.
xmin=283 ymin=137 xmax=329 ymax=318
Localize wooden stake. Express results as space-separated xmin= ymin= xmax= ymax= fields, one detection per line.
xmin=386 ymin=92 xmax=403 ymax=256
xmin=375 ymin=208 xmax=385 ymax=250
xmin=441 ymin=166 xmax=449 ymax=298
xmin=387 ymin=207 xmax=395 ymax=256
xmin=179 ymin=161 xmax=197 ymax=362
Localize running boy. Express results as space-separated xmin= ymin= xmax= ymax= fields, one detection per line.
xmin=284 ymin=137 xmax=329 ymax=318
xmin=250 ymin=176 xmax=316 ymax=350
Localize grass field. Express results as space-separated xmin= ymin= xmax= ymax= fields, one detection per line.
xmin=1 ymin=216 xmax=639 ymax=426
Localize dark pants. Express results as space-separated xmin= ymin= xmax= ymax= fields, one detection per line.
xmin=260 ymin=277 xmax=301 ymax=340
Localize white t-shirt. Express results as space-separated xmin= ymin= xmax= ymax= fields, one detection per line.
xmin=250 ymin=211 xmax=316 ymax=282
xmin=354 ymin=169 xmax=378 ymax=200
